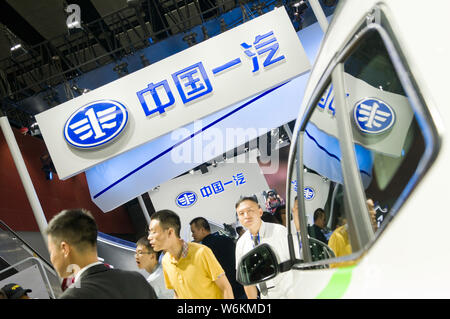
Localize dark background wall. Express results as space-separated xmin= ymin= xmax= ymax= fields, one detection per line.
xmin=0 ymin=125 xmax=134 ymax=235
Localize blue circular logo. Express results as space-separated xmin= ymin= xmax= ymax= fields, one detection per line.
xmin=353 ymin=98 xmax=395 ymax=134
xmin=64 ymin=100 xmax=128 ymax=149
xmin=176 ymin=191 xmax=198 ymax=208
xmin=304 ymin=187 xmax=315 ymax=200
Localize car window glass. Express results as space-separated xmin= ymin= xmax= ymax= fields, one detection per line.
xmin=288 ymin=81 xmax=353 ymax=266
xmin=288 ymin=25 xmax=435 ymax=269
xmin=343 ymin=29 xmax=427 ymax=234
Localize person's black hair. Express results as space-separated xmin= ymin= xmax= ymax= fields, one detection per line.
xmin=235 ymin=195 xmax=259 ymax=209
xmin=136 ymin=236 xmax=161 ymax=260
xmin=313 ymin=208 xmax=326 ymax=222
xmin=189 ymin=217 xmax=211 ymax=232
xmin=151 ymin=210 xmax=181 ymax=238
xmin=46 ymin=209 xmax=97 ymax=250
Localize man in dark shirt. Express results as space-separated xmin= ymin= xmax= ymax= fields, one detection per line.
xmin=308 ymin=208 xmax=328 ymax=244
xmin=190 ymin=217 xmax=246 ymax=299
xmin=46 ymin=209 xmax=156 ymax=299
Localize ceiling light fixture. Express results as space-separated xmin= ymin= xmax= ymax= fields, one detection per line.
xmin=292 ymin=0 xmax=308 ymax=15
xmin=10 ymin=43 xmax=22 ymax=51
xmin=292 ymin=0 xmax=308 ymax=30
xmin=71 ymin=84 xmax=90 ymax=95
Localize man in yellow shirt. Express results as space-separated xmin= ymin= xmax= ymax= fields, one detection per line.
xmin=328 ymin=223 xmax=352 ymax=257
xmin=328 ymin=199 xmax=377 ymax=268
xmin=148 ymin=209 xmax=234 ymax=299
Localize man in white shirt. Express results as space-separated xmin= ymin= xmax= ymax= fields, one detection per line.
xmin=46 ymin=209 xmax=156 ymax=299
xmin=135 ymin=236 xmax=174 ymax=299
xmin=235 ymin=196 xmax=295 ymax=299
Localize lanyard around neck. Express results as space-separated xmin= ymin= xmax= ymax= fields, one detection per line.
xmin=251 ymin=233 xmax=260 ymax=247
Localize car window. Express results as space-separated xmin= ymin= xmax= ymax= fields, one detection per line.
xmin=288 ymin=20 xmax=437 ymax=269
xmin=343 ymin=29 xmax=427 ymax=234
xmin=289 ymin=80 xmax=354 ymax=267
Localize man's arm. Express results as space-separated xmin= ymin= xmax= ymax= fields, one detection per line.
xmin=215 ymin=274 xmax=234 ymax=299
xmin=243 ymin=285 xmax=258 ymax=299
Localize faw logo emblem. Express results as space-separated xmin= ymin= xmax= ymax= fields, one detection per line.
xmin=176 ymin=191 xmax=198 ymax=208
xmin=353 ymin=98 xmax=395 ymax=134
xmin=64 ymin=100 xmax=128 ymax=148
xmin=303 ymin=187 xmax=315 ymax=201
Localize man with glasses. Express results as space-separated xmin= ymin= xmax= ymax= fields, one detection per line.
xmin=135 ymin=236 xmax=174 ymax=299
xmin=148 ymin=209 xmax=234 ymax=299
xmin=235 ymin=196 xmax=296 ymax=299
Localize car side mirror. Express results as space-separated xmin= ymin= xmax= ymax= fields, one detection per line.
xmin=236 ymin=243 xmax=280 ymax=286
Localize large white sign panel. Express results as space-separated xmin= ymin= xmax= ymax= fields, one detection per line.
xmin=148 ymin=157 xmax=269 ymax=242
xmin=87 ymin=75 xmax=308 ymax=212
xmin=86 ymin=19 xmax=326 ymax=213
xmin=36 ymin=7 xmax=310 ymax=180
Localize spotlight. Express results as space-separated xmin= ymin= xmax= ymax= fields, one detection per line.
xmin=71 ymin=84 xmax=90 ymax=95
xmin=10 ymin=43 xmax=22 ymax=51
xmin=182 ymin=32 xmax=197 ymax=47
xmin=292 ymin=0 xmax=308 ymax=30
xmin=292 ymin=0 xmax=308 ymax=15
xmin=292 ymin=0 xmax=308 ymax=11
xmin=4 ymin=25 xmax=27 ymax=55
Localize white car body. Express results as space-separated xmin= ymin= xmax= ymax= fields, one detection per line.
xmin=283 ymin=0 xmax=450 ymax=298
